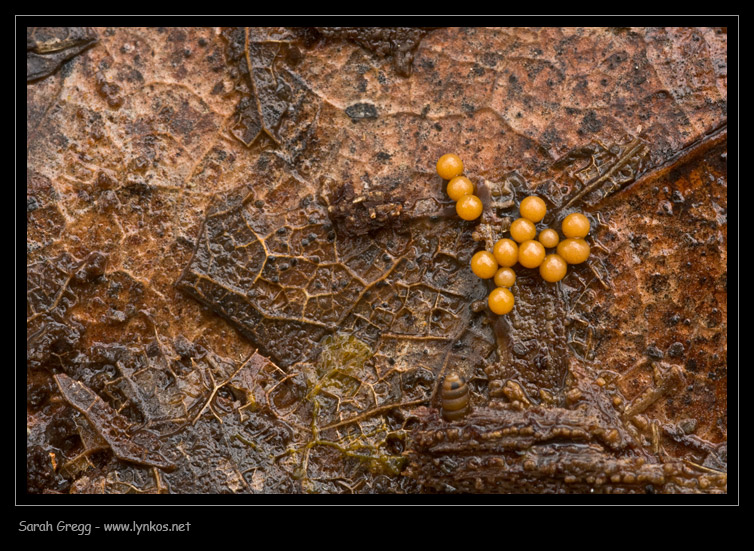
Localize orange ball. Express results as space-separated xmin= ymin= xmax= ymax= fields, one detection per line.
xmin=493 ymin=267 xmax=516 ymax=287
xmin=446 ymin=176 xmax=475 ymax=201
xmin=436 ymin=154 xmax=464 ymax=180
xmin=518 ymin=239 xmax=546 ymax=269
xmin=456 ymin=194 xmax=483 ymax=220
xmin=520 ymin=196 xmax=547 ymax=223
xmin=470 ymin=250 xmax=498 ymax=279
xmin=561 ymin=213 xmax=591 ymax=238
xmin=538 ymin=228 xmax=560 ymax=249
xmin=488 ymin=287 xmax=515 ymax=315
xmin=539 ymin=254 xmax=568 ymax=282
xmin=557 ymin=238 xmax=591 ymax=264
xmin=493 ymin=238 xmax=519 ymax=267
xmin=509 ymin=218 xmax=537 ymax=243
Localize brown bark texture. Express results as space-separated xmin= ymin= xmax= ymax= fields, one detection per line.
xmin=27 ymin=27 xmax=727 ymax=494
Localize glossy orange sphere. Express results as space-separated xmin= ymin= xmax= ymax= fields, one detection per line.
xmin=456 ymin=194 xmax=483 ymax=220
xmin=557 ymin=238 xmax=591 ymax=264
xmin=446 ymin=176 xmax=475 ymax=201
xmin=520 ymin=196 xmax=547 ymax=223
xmin=518 ymin=239 xmax=546 ymax=269
xmin=539 ymin=254 xmax=568 ymax=282
xmin=493 ymin=267 xmax=516 ymax=287
xmin=509 ymin=218 xmax=537 ymax=243
xmin=492 ymin=238 xmax=519 ymax=267
xmin=488 ymin=287 xmax=515 ymax=315
xmin=436 ymin=154 xmax=464 ymax=180
xmin=561 ymin=213 xmax=591 ymax=238
xmin=470 ymin=250 xmax=498 ymax=279
xmin=538 ymin=228 xmax=560 ymax=249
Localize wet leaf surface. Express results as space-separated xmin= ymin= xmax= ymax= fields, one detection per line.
xmin=27 ymin=27 xmax=98 ymax=82
xmin=27 ymin=26 xmax=728 ymax=494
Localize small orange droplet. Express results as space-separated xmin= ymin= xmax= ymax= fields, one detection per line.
xmin=518 ymin=239 xmax=546 ymax=268
xmin=539 ymin=253 xmax=568 ymax=282
xmin=561 ymin=213 xmax=591 ymax=238
xmin=493 ymin=266 xmax=516 ymax=287
xmin=488 ymin=287 xmax=515 ymax=315
xmin=436 ymin=154 xmax=464 ymax=180
xmin=557 ymin=238 xmax=591 ymax=264
xmin=519 ymin=196 xmax=547 ymax=223
xmin=492 ymin=238 xmax=518 ymax=267
xmin=446 ymin=176 xmax=474 ymax=201
xmin=456 ymin=194 xmax=483 ymax=220
xmin=470 ymin=250 xmax=498 ymax=279
xmin=509 ymin=218 xmax=537 ymax=243
xmin=538 ymin=228 xmax=560 ymax=248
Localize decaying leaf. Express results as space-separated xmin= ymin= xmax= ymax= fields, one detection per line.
xmin=27 ymin=27 xmax=97 ymax=82
xmin=27 ymin=26 xmax=728 ymax=494
xmin=53 ymin=373 xmax=175 ymax=471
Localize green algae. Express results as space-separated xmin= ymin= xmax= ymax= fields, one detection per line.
xmin=279 ymin=333 xmax=407 ymax=490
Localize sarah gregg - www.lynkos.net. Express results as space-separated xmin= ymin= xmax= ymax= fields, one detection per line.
xmin=19 ymin=520 xmax=192 ymax=536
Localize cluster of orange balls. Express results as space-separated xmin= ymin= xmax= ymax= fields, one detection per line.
xmin=436 ymin=153 xmax=592 ymax=316
xmin=436 ymin=153 xmax=484 ymax=221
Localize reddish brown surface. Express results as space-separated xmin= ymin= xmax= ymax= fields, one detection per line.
xmin=596 ymin=131 xmax=727 ymax=446
xmin=27 ymin=27 xmax=727 ymax=494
